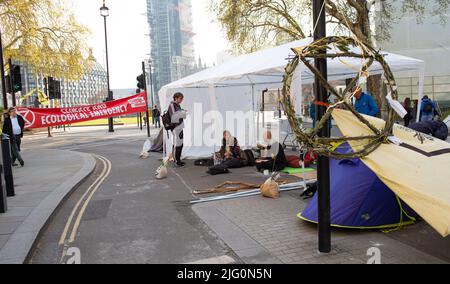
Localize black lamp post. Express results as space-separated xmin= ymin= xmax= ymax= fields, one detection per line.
xmin=100 ymin=0 xmax=114 ymax=132
xmin=0 ymin=29 xmax=8 ymax=109
xmin=313 ymin=0 xmax=331 ymax=253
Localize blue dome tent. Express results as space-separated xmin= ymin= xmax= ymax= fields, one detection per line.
xmin=299 ymin=145 xmax=418 ymax=229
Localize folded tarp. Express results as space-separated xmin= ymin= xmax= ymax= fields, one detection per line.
xmin=332 ymin=109 xmax=450 ymax=237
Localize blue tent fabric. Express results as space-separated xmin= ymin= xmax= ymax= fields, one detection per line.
xmin=300 ymin=145 xmax=418 ymax=229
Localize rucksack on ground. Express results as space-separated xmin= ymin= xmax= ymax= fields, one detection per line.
xmin=207 ymin=164 xmax=230 ymax=175
xmin=240 ymin=149 xmax=255 ymax=167
xmin=194 ymin=158 xmax=214 ymax=167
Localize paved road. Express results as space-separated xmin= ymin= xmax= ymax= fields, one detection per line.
xmin=26 ymin=126 xmax=237 ymax=264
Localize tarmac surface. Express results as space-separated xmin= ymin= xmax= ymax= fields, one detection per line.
xmin=0 ymin=125 xmax=448 ymax=264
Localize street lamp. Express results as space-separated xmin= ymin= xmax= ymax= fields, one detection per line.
xmin=100 ymin=0 xmax=114 ymax=132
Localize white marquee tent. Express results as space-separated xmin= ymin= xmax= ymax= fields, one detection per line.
xmin=159 ymin=38 xmax=425 ymax=159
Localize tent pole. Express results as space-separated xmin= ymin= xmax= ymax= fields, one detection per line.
xmin=416 ymin=64 xmax=425 ymax=122
xmin=313 ymin=0 xmax=331 ymax=254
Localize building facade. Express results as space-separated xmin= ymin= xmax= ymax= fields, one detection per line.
xmin=15 ymin=57 xmax=108 ymax=108
xmin=146 ymin=0 xmax=196 ymax=94
xmin=373 ymin=0 xmax=450 ymax=108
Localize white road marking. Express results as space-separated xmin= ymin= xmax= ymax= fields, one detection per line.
xmin=185 ymin=255 xmax=236 ymax=264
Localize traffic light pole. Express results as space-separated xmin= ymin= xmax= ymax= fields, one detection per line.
xmin=8 ymin=58 xmax=15 ymax=107
xmin=142 ymin=61 xmax=151 ymax=138
xmin=0 ymin=29 xmax=8 ymax=109
xmin=313 ymin=0 xmax=331 ymax=254
xmin=103 ymin=11 xmax=114 ymax=133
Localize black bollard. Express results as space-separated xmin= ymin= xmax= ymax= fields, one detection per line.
xmin=1 ymin=135 xmax=15 ymax=197
xmin=0 ymin=165 xmax=6 ymax=213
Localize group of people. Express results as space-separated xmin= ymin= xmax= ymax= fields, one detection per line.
xmin=165 ymin=92 xmax=288 ymax=171
xmin=403 ymin=95 xmax=440 ymax=126
xmin=217 ymin=130 xmax=288 ymax=172
xmin=166 ymin=88 xmax=448 ymax=171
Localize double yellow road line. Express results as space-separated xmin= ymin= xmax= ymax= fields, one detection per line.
xmin=59 ymin=155 xmax=112 ymax=247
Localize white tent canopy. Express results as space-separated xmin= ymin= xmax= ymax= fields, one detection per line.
xmin=159 ymin=37 xmax=425 ymax=159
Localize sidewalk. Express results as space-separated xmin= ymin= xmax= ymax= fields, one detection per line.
xmin=0 ymin=149 xmax=95 ymax=264
xmin=168 ymin=161 xmax=450 ymax=264
xmin=193 ymin=194 xmax=449 ymax=264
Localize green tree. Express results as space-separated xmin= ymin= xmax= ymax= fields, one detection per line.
xmin=0 ymin=0 xmax=91 ymax=80
xmin=211 ymin=0 xmax=450 ymax=112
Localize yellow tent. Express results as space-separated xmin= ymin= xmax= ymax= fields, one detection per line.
xmin=332 ymin=109 xmax=450 ymax=237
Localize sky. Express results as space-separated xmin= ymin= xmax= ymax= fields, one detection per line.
xmin=69 ymin=0 xmax=230 ymax=90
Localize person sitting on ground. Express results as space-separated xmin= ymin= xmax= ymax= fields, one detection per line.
xmin=408 ymin=120 xmax=449 ymax=141
xmin=218 ymin=130 xmax=243 ymax=169
xmin=255 ymin=130 xmax=288 ymax=172
xmin=353 ymin=86 xmax=379 ymax=117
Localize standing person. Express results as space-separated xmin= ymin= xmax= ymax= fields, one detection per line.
xmin=152 ymin=105 xmax=161 ymax=128
xmin=419 ymin=95 xmax=437 ymax=122
xmin=169 ymin=93 xmax=187 ymax=167
xmin=309 ymin=101 xmax=316 ymax=128
xmin=403 ymin=97 xmax=414 ymax=127
xmin=353 ymin=86 xmax=379 ymax=117
xmin=2 ymin=107 xmax=25 ymax=167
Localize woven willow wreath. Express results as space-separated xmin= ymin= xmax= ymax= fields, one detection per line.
xmin=281 ymin=36 xmax=399 ymax=159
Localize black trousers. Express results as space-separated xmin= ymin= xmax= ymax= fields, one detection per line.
xmin=11 ymin=135 xmax=23 ymax=164
xmin=256 ymin=159 xmax=286 ymax=172
xmin=222 ymin=157 xmax=243 ymax=169
xmin=173 ymin=130 xmax=184 ymax=164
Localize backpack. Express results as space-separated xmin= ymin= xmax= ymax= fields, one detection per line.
xmin=300 ymin=181 xmax=318 ymax=200
xmin=286 ymin=155 xmax=302 ymax=168
xmin=194 ymin=158 xmax=214 ymax=167
xmin=161 ymin=110 xmax=174 ymax=131
xmin=206 ymin=164 xmax=230 ymax=175
xmin=423 ymin=100 xmax=434 ymax=114
xmin=240 ymin=149 xmax=255 ymax=167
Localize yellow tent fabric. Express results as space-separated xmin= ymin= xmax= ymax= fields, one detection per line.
xmin=332 ymin=109 xmax=450 ymax=237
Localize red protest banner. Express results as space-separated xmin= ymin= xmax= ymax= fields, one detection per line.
xmin=17 ymin=92 xmax=148 ymax=129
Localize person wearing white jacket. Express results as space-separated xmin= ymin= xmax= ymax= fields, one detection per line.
xmin=168 ymin=93 xmax=188 ymax=167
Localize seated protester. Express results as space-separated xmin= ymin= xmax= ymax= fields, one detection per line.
xmin=219 ymin=131 xmax=243 ymax=169
xmin=255 ymin=130 xmax=288 ymax=172
xmin=409 ymin=120 xmax=449 ymax=141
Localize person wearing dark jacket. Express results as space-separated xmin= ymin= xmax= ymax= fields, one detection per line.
xmin=219 ymin=131 xmax=243 ymax=169
xmin=152 ymin=105 xmax=161 ymax=128
xmin=403 ymin=97 xmax=414 ymax=127
xmin=168 ymin=93 xmax=187 ymax=167
xmin=2 ymin=107 xmax=25 ymax=166
xmin=255 ymin=131 xmax=288 ymax=172
xmin=409 ymin=120 xmax=449 ymax=141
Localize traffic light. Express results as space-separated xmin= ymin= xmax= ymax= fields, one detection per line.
xmin=103 ymin=91 xmax=113 ymax=102
xmin=48 ymin=77 xmax=61 ymax=100
xmin=137 ymin=74 xmax=145 ymax=90
xmin=12 ymin=65 xmax=22 ymax=93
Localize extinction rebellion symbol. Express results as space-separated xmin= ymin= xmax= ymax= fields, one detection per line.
xmin=17 ymin=108 xmax=36 ymax=128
